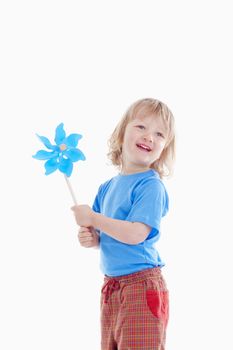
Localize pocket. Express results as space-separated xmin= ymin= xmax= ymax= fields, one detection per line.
xmin=146 ymin=290 xmax=169 ymax=326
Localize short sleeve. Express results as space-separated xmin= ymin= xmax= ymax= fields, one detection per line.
xmin=126 ymin=178 xmax=169 ymax=232
xmin=92 ymin=184 xmax=103 ymax=213
xmin=92 ymin=185 xmax=104 ymax=236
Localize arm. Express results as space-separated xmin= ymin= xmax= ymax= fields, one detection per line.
xmin=71 ymin=205 xmax=151 ymax=245
xmin=93 ymin=212 xmax=151 ymax=245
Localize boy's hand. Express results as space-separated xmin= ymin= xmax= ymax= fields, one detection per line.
xmin=78 ymin=226 xmax=99 ymax=248
xmin=71 ymin=205 xmax=95 ymax=227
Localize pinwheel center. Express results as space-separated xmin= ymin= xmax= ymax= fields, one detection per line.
xmin=59 ymin=143 xmax=67 ymax=151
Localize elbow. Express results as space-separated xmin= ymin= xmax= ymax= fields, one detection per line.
xmin=126 ymin=222 xmax=151 ymax=245
xmin=125 ymin=233 xmax=147 ymax=246
xmin=128 ymin=238 xmax=145 ymax=245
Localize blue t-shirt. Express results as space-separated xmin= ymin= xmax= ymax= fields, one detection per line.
xmin=92 ymin=169 xmax=169 ymax=277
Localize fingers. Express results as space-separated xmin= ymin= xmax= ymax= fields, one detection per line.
xmin=78 ymin=227 xmax=94 ymax=247
xmin=79 ymin=226 xmax=90 ymax=231
xmin=78 ymin=232 xmax=93 ymax=240
xmin=78 ymin=236 xmax=95 ymax=248
xmin=76 ymin=225 xmax=99 ymax=248
xmin=78 ymin=226 xmax=92 ymax=236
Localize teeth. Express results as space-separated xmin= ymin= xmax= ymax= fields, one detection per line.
xmin=137 ymin=144 xmax=150 ymax=151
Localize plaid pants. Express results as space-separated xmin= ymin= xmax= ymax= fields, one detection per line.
xmin=101 ymin=267 xmax=169 ymax=350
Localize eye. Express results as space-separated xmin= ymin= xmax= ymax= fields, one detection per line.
xmin=156 ymin=132 xmax=164 ymax=138
xmin=136 ymin=125 xmax=145 ymax=130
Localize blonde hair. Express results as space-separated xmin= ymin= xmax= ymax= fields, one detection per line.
xmin=107 ymin=98 xmax=176 ymax=178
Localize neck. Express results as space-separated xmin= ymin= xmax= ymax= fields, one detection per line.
xmin=120 ymin=165 xmax=151 ymax=175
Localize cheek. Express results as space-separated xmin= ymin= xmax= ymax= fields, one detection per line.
xmin=158 ymin=138 xmax=166 ymax=149
xmin=123 ymin=134 xmax=135 ymax=149
xmin=121 ymin=139 xmax=131 ymax=156
xmin=153 ymin=142 xmax=165 ymax=157
xmin=158 ymin=143 xmax=166 ymax=157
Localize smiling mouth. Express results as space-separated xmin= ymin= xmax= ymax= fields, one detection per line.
xmin=136 ymin=144 xmax=152 ymax=152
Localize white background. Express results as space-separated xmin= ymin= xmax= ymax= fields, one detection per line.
xmin=0 ymin=1 xmax=232 ymax=349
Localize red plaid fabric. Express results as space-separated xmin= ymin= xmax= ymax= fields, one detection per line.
xmin=101 ymin=267 xmax=169 ymax=350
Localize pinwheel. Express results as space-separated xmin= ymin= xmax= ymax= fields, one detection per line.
xmin=32 ymin=123 xmax=86 ymax=204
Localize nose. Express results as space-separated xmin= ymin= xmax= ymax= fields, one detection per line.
xmin=143 ymin=134 xmax=153 ymax=143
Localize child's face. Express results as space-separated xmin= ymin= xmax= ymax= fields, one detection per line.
xmin=121 ymin=113 xmax=168 ymax=174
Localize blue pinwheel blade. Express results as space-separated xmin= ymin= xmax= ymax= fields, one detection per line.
xmin=32 ymin=150 xmax=58 ymax=160
xmin=58 ymin=157 xmax=73 ymax=177
xmin=44 ymin=158 xmax=58 ymax=175
xmin=36 ymin=134 xmax=57 ymax=150
xmin=55 ymin=123 xmax=66 ymax=145
xmin=65 ymin=133 xmax=82 ymax=148
xmin=64 ymin=148 xmax=86 ymax=162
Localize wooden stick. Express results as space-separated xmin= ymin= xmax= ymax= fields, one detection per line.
xmin=64 ymin=175 xmax=77 ymax=205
